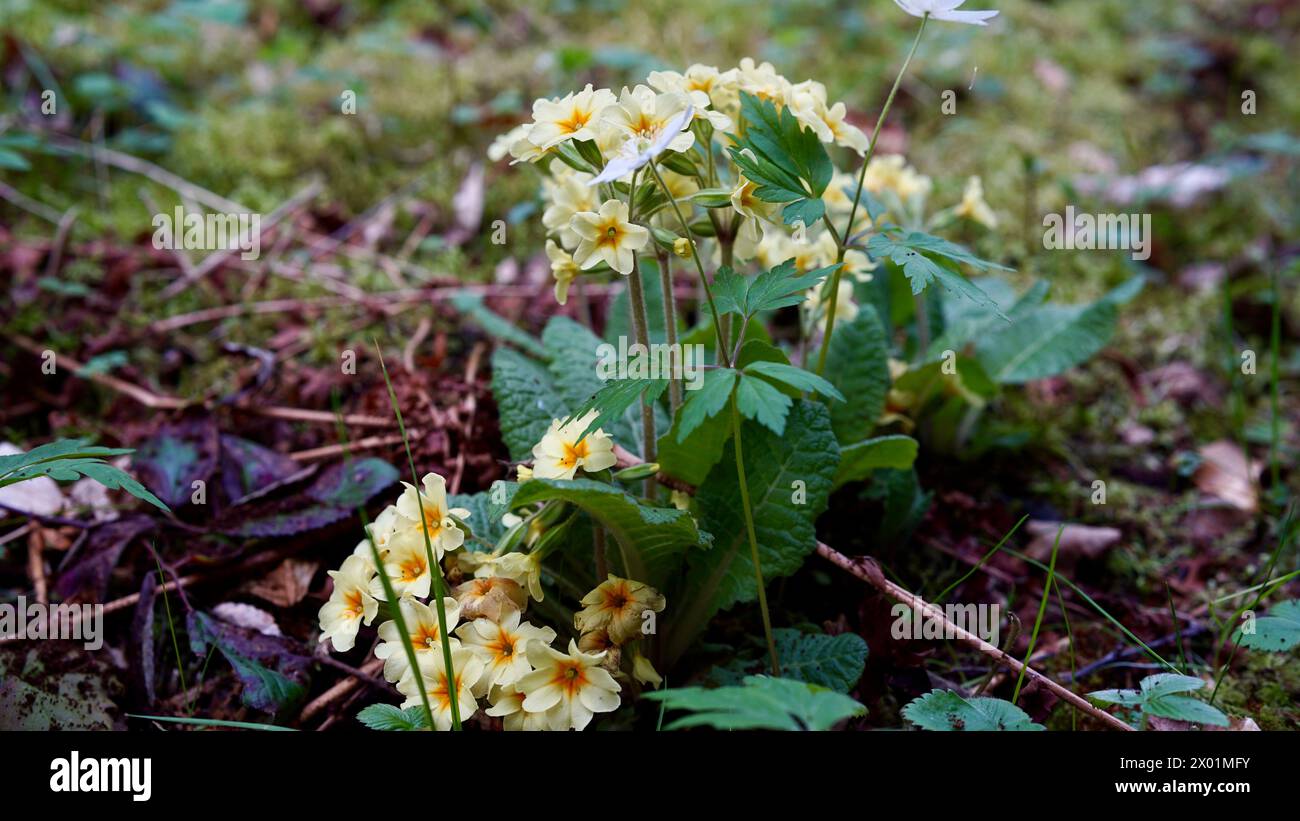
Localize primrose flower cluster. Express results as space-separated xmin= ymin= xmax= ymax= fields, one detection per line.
xmin=318 ymin=412 xmax=665 ymax=731
xmin=488 ymin=58 xmax=997 ymax=330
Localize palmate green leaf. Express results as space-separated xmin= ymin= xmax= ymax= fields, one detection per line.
xmin=672 ymin=401 xmax=837 ymax=653
xmin=508 ymin=478 xmax=709 ymax=588
xmin=902 ymin=690 xmax=1045 ymax=731
xmin=643 ymin=676 xmax=865 ymax=731
xmin=490 ymin=347 xmax=569 ymax=461
xmin=733 ymin=372 xmax=791 ymax=435
xmin=823 ymin=304 xmax=891 ymax=443
xmin=356 ymin=703 xmax=429 ymax=731
xmin=974 ymin=276 xmax=1145 ymax=384
xmin=745 ymin=361 xmax=844 ymax=402
xmin=772 ymin=629 xmax=868 ymax=692
xmin=451 ymin=292 xmax=547 ymax=358
xmin=1088 ymin=673 xmax=1230 ymax=728
xmin=0 ymin=439 xmax=168 ymax=512
xmin=867 ymin=230 xmax=1009 ymax=314
xmin=833 ymin=435 xmax=919 ymax=488
xmin=1235 ymin=599 xmax=1300 ymax=652
xmin=711 ymin=260 xmax=836 ymax=320
xmin=728 ymin=91 xmax=832 ymax=227
xmin=676 ymin=368 xmax=738 ymax=442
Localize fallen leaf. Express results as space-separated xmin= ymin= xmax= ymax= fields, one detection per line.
xmin=1026 ymin=521 xmax=1122 ymax=560
xmin=212 ymin=602 xmax=282 ymax=637
xmin=244 ymin=558 xmax=318 ymax=608
xmin=1193 ymin=440 xmax=1259 ymax=513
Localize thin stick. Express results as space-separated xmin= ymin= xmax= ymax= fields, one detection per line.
xmin=11 ymin=335 xmax=189 ymax=410
xmin=815 ymin=542 xmax=1133 ymax=731
xmin=288 ymin=433 xmax=411 ymax=462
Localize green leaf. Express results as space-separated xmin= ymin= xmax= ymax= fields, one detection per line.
xmin=745 ymin=260 xmax=837 ymax=315
xmin=673 ymin=401 xmax=837 ymax=652
xmin=187 ymin=611 xmax=308 ymax=714
xmin=545 ymin=316 xmax=645 ymax=446
xmin=975 ymin=276 xmax=1144 ymax=384
xmin=902 ymin=690 xmax=1045 ymax=731
xmin=1088 ymin=673 xmax=1229 ymax=728
xmin=1235 ymin=599 xmax=1300 ymax=652
xmin=508 ymin=478 xmax=709 ymax=587
xmin=867 ymin=230 xmax=1008 ymax=314
xmin=823 ymin=304 xmax=891 ymax=443
xmin=731 ymin=92 xmax=832 ymax=197
xmin=734 ymin=372 xmax=792 ymax=435
xmin=490 ymin=347 xmax=568 ymax=461
xmin=356 ymin=703 xmax=429 ymax=731
xmin=782 ymin=197 xmax=825 ymax=228
xmin=676 ymin=368 xmax=737 ymax=442
xmin=0 ymin=439 xmax=168 ymax=512
xmin=451 ymin=292 xmax=546 ymax=358
xmin=772 ymin=629 xmax=868 ymax=692
xmin=744 ymin=361 xmax=843 ymax=403
xmin=643 ymin=675 xmax=865 ymax=731
xmin=656 ymin=405 xmax=731 ymax=487
xmin=833 ymin=435 xmax=919 ymax=487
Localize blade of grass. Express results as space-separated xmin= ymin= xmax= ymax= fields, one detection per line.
xmin=373 ymin=342 xmax=462 ymax=730
xmin=1052 ymin=578 xmax=1077 ymax=730
xmin=932 ymin=514 xmax=1028 ymax=604
xmin=151 ymin=551 xmax=189 ymax=714
xmin=127 ymin=713 xmax=296 ymax=731
xmin=331 ymin=391 xmax=436 ymax=731
xmin=1006 ymin=547 xmax=1176 ymax=672
xmin=1012 ymin=524 xmax=1061 ymax=704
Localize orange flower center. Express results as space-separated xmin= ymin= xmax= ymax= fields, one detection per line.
xmin=558 ymin=107 xmax=592 ymax=134
xmin=553 ymin=661 xmax=588 ymax=698
xmin=560 ymin=438 xmax=591 ymax=468
xmin=400 ymin=555 xmax=428 ymax=582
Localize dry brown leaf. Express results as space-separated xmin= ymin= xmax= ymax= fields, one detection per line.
xmin=243 ymin=558 xmax=319 ymax=608
xmin=1026 ymin=521 xmax=1122 ymax=560
xmin=1149 ymin=715 xmax=1260 ymax=731
xmin=1192 ymin=440 xmax=1259 ymax=513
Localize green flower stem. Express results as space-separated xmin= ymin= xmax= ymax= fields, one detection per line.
xmin=332 ymin=400 xmax=436 ymax=731
xmin=625 ymin=173 xmax=658 ymax=498
xmin=731 ymin=390 xmax=780 ymax=676
xmin=656 ymin=248 xmax=683 ymax=411
xmin=816 ymin=13 xmax=929 ymax=375
xmin=648 ymin=161 xmax=731 ymax=367
xmin=375 ymin=343 xmax=461 ymax=730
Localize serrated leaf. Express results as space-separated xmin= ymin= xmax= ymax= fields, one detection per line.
xmin=509 ymin=478 xmax=708 ymax=588
xmin=672 ymin=401 xmax=837 ymax=654
xmin=1235 ymin=599 xmax=1300 ymax=652
xmin=356 ymin=703 xmax=429 ymax=731
xmin=867 ymin=231 xmax=1007 ymax=314
xmin=772 ymin=629 xmax=868 ymax=692
xmin=902 ymin=690 xmax=1045 ymax=731
xmin=0 ymin=439 xmax=167 ymax=511
xmin=833 ymin=435 xmax=918 ymax=487
xmin=1088 ymin=673 xmax=1229 ymax=728
xmin=744 ymin=361 xmax=844 ymax=403
xmin=545 ymin=316 xmax=643 ymax=445
xmin=745 ymin=259 xmax=836 ymax=315
xmin=490 ymin=347 xmax=569 ymax=461
xmin=643 ymin=675 xmax=865 ymax=731
xmin=734 ymin=372 xmax=792 ymax=435
xmin=823 ymin=304 xmax=890 ymax=443
xmin=188 ymin=611 xmax=308 ymax=714
xmin=676 ymin=368 xmax=737 ymax=442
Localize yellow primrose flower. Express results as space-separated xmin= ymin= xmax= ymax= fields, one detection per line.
xmin=452 ymin=574 xmax=529 ymax=622
xmin=645 ymin=66 xmax=732 ymax=130
xmin=483 ymin=551 xmax=546 ymax=602
xmin=516 ymin=464 xmax=533 ymax=482
xmin=317 ymin=553 xmax=378 ymax=652
xmin=396 ymin=647 xmax=484 ymax=731
xmin=805 ymin=279 xmax=859 ymax=331
xmin=527 ymin=84 xmax=617 ymax=149
xmin=954 ymin=176 xmax=998 ymax=229
xmin=601 ymin=85 xmax=696 ymax=156
xmin=517 ymin=638 xmax=621 ymax=731
xmin=488 ymin=124 xmax=529 ymax=163
xmin=356 ymin=504 xmax=400 ymax=560
xmin=731 ymin=151 xmax=782 ymax=226
xmin=394 ymin=472 xmax=468 ymax=561
xmin=486 ymin=683 xmax=556 ymax=731
xmin=507 ymin=123 xmax=548 ymax=164
xmin=632 ymin=653 xmax=663 ymax=689
xmin=531 ymin=410 xmax=618 ymax=480
xmin=673 ymin=237 xmax=693 ymax=259
xmin=546 ymin=239 xmax=580 ymax=305
xmin=457 ymin=609 xmax=557 ymax=691
xmin=369 ymin=531 xmax=433 ymax=600
xmin=570 ymin=200 xmax=650 ymax=276
xmin=542 ymin=167 xmax=598 ymax=250
xmin=574 ymin=574 xmax=666 ymax=645
xmin=374 ymin=597 xmax=462 ymax=683
xmin=732 ymin=57 xmax=790 ymax=104
xmin=863 ymin=154 xmax=932 ymax=200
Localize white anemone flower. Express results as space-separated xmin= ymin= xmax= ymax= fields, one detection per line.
xmin=588 ymin=104 xmax=694 ymax=185
xmin=893 ymin=0 xmax=999 ymax=26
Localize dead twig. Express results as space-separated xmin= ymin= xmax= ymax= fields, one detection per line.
xmin=288 ymin=432 xmax=412 ymax=462
xmin=10 ymin=335 xmax=189 ymax=410
xmin=815 ymin=542 xmax=1134 ymax=732
xmin=300 ymin=656 xmax=385 ymax=725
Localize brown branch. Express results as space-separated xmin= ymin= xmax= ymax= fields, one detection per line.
xmin=288 ymin=432 xmax=411 ymax=462
xmin=10 ymin=335 xmax=189 ymax=410
xmin=815 ymin=542 xmax=1134 ymax=731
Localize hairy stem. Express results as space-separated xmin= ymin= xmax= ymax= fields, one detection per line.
xmin=816 ymin=14 xmax=929 ymax=375
xmin=731 ymin=391 xmax=779 ymax=676
xmin=657 ymin=248 xmax=683 ymax=411
xmin=627 ymin=256 xmax=658 ymax=498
